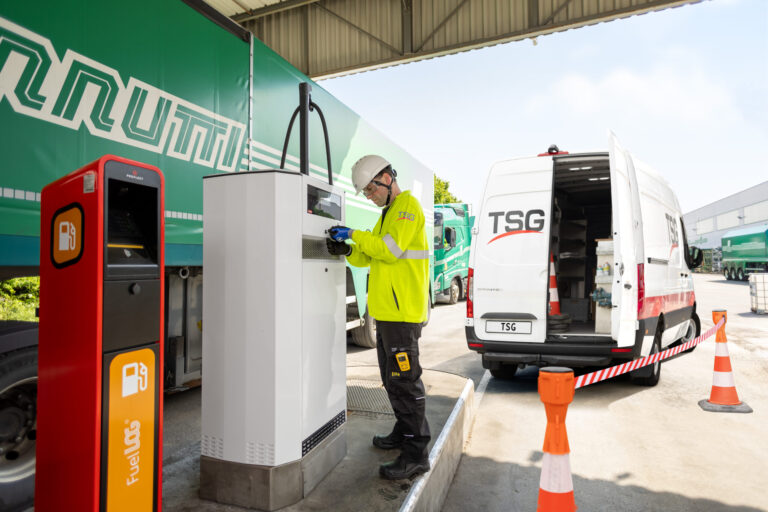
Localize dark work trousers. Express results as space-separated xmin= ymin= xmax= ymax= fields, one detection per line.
xmin=375 ymin=320 xmax=431 ymax=462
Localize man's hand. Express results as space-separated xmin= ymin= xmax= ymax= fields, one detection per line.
xmin=326 ymin=238 xmax=351 ymax=256
xmin=328 ymin=225 xmax=353 ymax=242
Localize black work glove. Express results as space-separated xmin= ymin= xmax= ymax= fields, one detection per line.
xmin=326 ymin=238 xmax=351 ymax=256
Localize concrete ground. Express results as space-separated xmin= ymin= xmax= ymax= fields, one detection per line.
xmin=158 ymin=272 xmax=767 ymax=511
xmin=161 ymin=366 xmax=472 ymax=511
xmin=443 ymin=273 xmax=768 ymax=512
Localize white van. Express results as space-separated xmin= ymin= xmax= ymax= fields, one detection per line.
xmin=465 ymin=134 xmax=703 ymax=385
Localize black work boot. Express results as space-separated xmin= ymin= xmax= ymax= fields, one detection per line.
xmin=372 ymin=432 xmax=405 ymax=450
xmin=379 ymin=456 xmax=430 ymax=480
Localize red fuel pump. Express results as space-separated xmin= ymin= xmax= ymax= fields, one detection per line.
xmin=37 ymin=155 xmax=164 ymax=511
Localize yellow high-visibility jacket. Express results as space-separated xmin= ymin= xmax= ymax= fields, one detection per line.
xmin=347 ymin=190 xmax=429 ymax=323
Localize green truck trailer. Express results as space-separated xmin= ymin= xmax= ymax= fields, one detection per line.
xmin=0 ymin=1 xmax=434 ymax=506
xmin=433 ymin=204 xmax=474 ymax=304
xmin=721 ymin=224 xmax=768 ymax=280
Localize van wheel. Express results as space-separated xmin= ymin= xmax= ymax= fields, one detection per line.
xmin=449 ymin=278 xmax=460 ymax=305
xmin=630 ymin=325 xmax=662 ymax=386
xmin=682 ymin=313 xmax=701 ymax=354
xmin=736 ymin=268 xmax=745 ymax=281
xmin=0 ymin=348 xmax=38 ymax=511
xmin=351 ymin=308 xmax=377 ymax=348
xmin=723 ymin=267 xmax=731 ymax=280
xmin=490 ymin=365 xmax=518 ymax=380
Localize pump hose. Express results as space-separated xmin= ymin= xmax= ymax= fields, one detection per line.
xmin=310 ymin=101 xmax=333 ymax=185
xmin=279 ymin=103 xmax=334 ymax=186
xmin=280 ymin=106 xmax=301 ymax=170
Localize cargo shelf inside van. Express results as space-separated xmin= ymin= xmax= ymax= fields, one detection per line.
xmin=551 ymin=153 xmax=613 ymax=337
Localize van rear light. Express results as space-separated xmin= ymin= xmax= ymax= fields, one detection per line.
xmin=466 ymin=268 xmax=474 ymax=318
xmin=468 ymin=343 xmax=483 ymax=348
xmin=637 ymin=263 xmax=645 ymax=316
xmin=611 ymin=348 xmax=632 ymax=353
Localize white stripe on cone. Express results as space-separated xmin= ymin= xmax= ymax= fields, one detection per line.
xmin=549 ymin=262 xmax=559 ymax=301
xmin=539 ymin=453 xmax=574 ymax=493
xmin=715 ymin=343 xmax=730 ymax=356
xmin=712 ymin=371 xmax=736 ymax=388
xmin=549 ymin=261 xmax=560 ymax=302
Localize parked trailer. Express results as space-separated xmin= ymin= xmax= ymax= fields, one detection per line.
xmin=721 ymin=224 xmax=768 ymax=281
xmin=0 ymin=1 xmax=433 ymax=507
xmin=433 ymin=204 xmax=474 ymax=304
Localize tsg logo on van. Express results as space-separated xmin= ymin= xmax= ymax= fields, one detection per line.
xmin=487 ymin=210 xmax=546 ymax=244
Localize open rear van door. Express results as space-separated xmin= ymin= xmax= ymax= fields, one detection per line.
xmin=472 ymin=158 xmax=552 ymax=343
xmin=608 ymin=133 xmax=644 ymax=347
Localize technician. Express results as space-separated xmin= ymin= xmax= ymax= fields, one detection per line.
xmin=326 ymin=154 xmax=431 ymax=480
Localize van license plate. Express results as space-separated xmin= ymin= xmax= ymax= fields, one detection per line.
xmin=486 ymin=321 xmax=532 ymax=334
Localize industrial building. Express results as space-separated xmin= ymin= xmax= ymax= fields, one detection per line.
xmin=683 ymin=180 xmax=768 ymax=271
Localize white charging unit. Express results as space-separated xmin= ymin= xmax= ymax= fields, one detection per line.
xmin=199 ymin=169 xmax=347 ymax=510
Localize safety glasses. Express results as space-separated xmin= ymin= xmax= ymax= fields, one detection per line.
xmin=362 ymin=182 xmax=379 ymax=196
xmin=363 ymin=179 xmax=386 ymax=196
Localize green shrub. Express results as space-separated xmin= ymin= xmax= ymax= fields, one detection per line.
xmin=0 ymin=277 xmax=39 ymax=321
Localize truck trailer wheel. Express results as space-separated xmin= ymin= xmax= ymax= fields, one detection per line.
xmin=0 ymin=348 xmax=37 ymax=512
xmin=736 ymin=267 xmax=745 ymax=281
xmin=728 ymin=267 xmax=736 ymax=280
xmin=449 ymin=278 xmax=460 ymax=305
xmin=630 ymin=325 xmax=662 ymax=386
xmin=723 ymin=267 xmax=730 ymax=280
xmin=351 ymin=308 xmax=377 ymax=348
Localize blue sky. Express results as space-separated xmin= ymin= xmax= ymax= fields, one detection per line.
xmin=322 ymin=0 xmax=768 ymax=214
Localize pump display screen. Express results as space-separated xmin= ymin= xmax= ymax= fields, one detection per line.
xmin=107 ymin=178 xmax=158 ymax=267
xmin=307 ymin=185 xmax=341 ymax=221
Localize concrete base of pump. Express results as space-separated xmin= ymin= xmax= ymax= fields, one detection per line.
xmin=199 ymin=427 xmax=346 ymax=511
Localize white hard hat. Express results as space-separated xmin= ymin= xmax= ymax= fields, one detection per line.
xmin=351 ymin=155 xmax=391 ymax=194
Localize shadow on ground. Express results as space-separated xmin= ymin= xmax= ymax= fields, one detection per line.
xmin=444 ymin=452 xmax=763 ymax=512
xmin=481 ymin=365 xmax=648 ymax=404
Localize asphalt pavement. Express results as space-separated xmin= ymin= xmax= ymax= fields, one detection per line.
xmin=442 ymin=273 xmax=768 ymax=512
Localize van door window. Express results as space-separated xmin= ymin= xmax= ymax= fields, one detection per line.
xmin=665 ymin=212 xmax=681 ymax=266
xmin=681 ymin=217 xmax=693 ymax=268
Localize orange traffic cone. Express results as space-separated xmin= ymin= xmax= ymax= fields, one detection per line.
xmin=699 ymin=310 xmax=752 ymax=413
xmin=548 ymin=254 xmax=561 ymax=316
xmin=537 ymin=367 xmax=577 ymax=512
xmin=548 ymin=254 xmax=570 ymax=333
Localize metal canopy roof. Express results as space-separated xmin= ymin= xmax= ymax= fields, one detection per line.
xmin=202 ymin=0 xmax=702 ymax=79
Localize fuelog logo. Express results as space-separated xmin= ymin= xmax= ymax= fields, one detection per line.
xmin=487 ymin=209 xmax=545 ymax=244
xmin=124 ymin=419 xmax=141 ymax=486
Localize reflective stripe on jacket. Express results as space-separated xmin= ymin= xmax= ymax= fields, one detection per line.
xmin=347 ymin=190 xmax=429 ymax=323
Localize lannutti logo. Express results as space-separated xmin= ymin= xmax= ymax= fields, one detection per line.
xmin=0 ymin=16 xmax=245 ymax=172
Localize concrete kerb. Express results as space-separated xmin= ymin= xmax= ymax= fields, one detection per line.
xmin=141 ymin=365 xmax=475 ymax=512
xmin=399 ymin=378 xmax=475 ymax=512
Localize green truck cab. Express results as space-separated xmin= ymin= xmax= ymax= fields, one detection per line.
xmin=721 ymin=224 xmax=768 ymax=280
xmin=433 ymin=204 xmax=474 ymax=304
